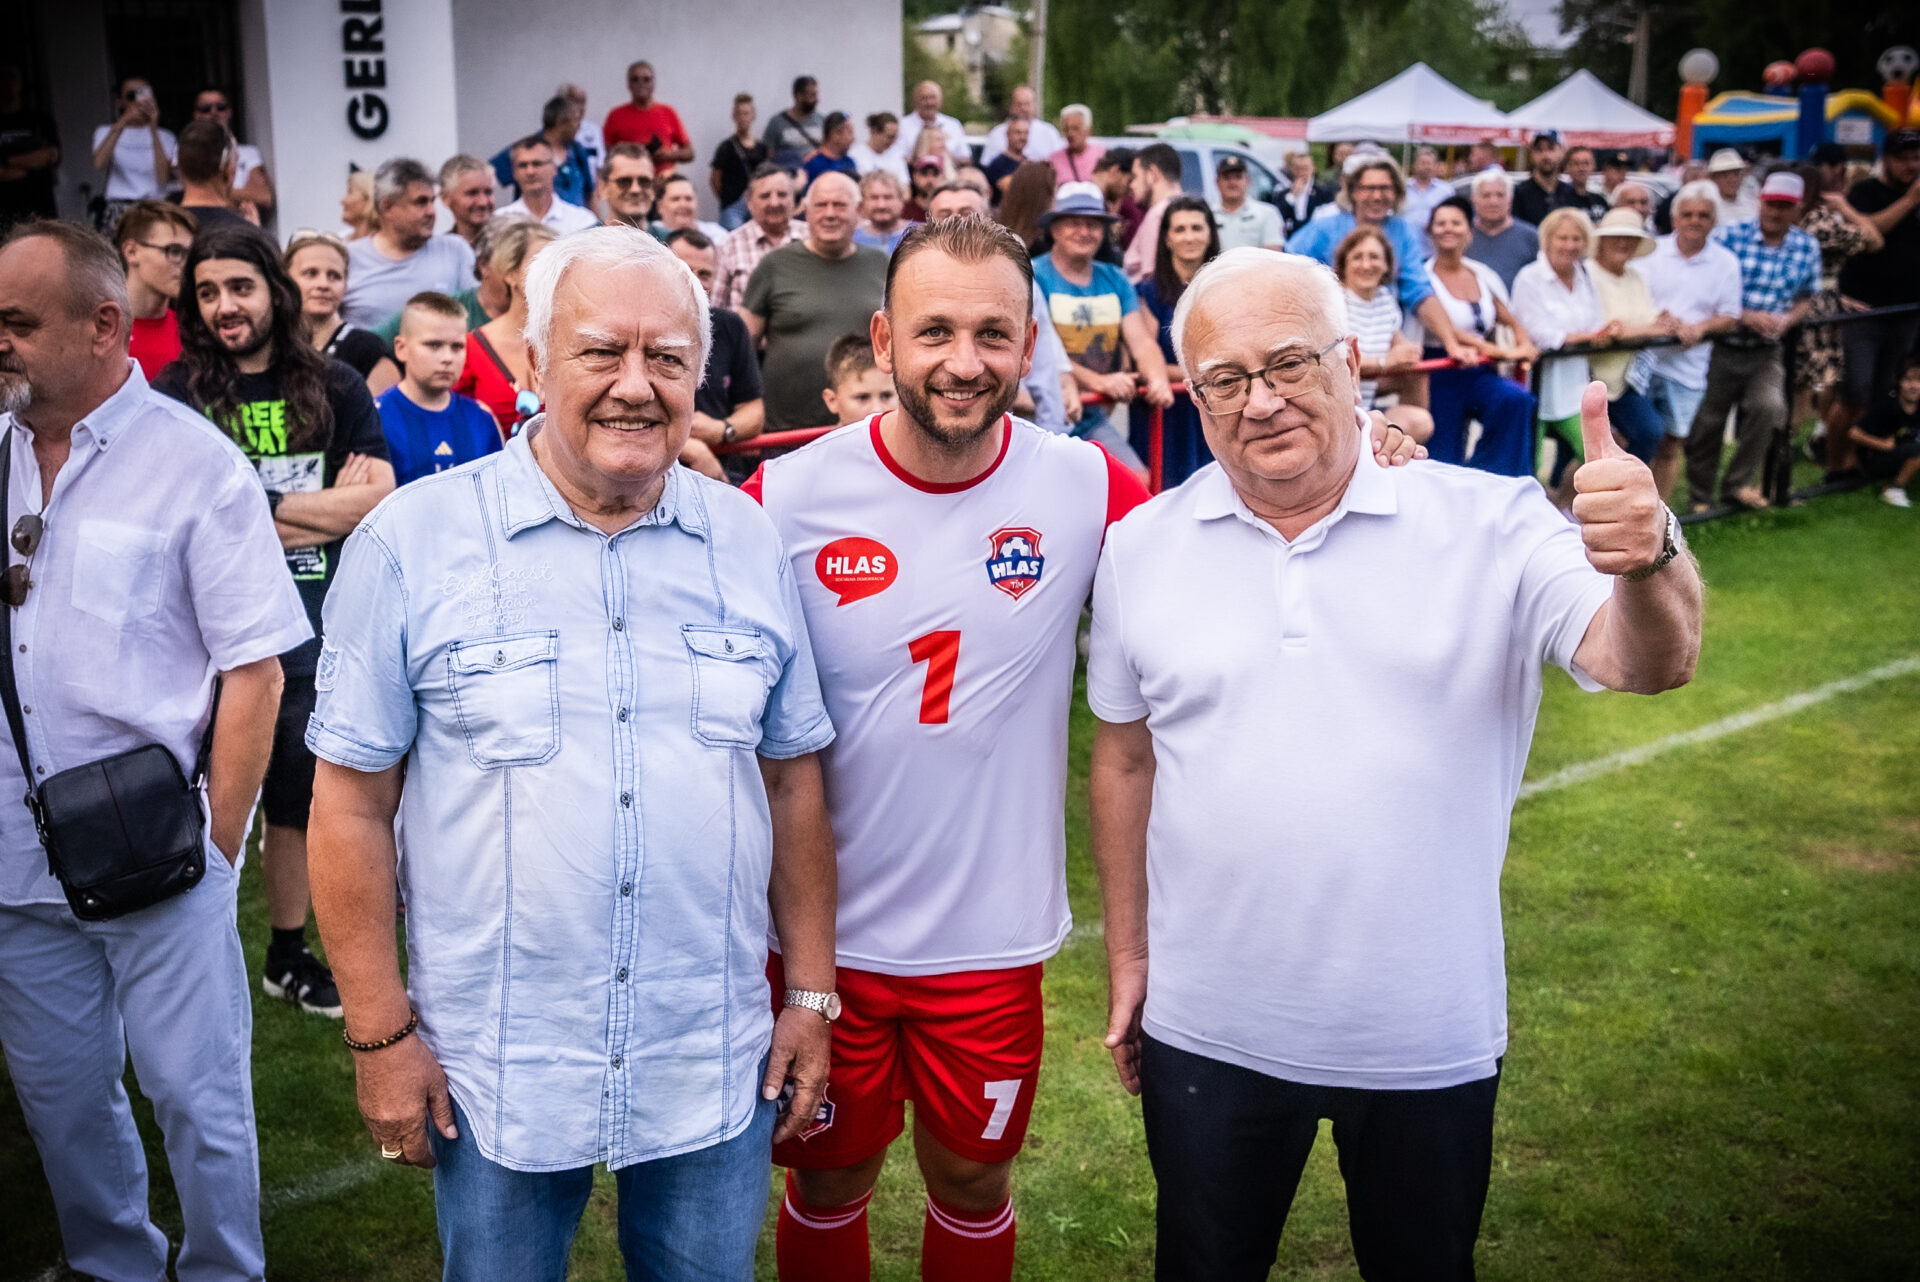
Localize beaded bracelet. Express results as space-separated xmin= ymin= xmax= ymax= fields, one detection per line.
xmin=342 ymin=1008 xmax=419 ymax=1053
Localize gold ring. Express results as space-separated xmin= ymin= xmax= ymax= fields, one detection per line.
xmin=380 ymin=1144 xmax=404 ymax=1161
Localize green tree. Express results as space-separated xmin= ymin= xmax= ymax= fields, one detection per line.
xmin=1039 ymin=0 xmax=1532 ymax=132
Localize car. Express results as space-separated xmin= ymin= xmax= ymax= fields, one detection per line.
xmin=1075 ymin=136 xmax=1285 ymax=208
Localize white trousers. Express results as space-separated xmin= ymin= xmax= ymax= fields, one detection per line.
xmin=0 ymin=851 xmax=263 ymax=1281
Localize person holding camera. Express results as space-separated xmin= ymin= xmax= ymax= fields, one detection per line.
xmin=90 ymin=76 xmax=175 ymax=233
xmin=0 ymin=220 xmax=308 ymax=1282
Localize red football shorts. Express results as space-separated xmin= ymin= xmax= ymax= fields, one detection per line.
xmin=768 ymin=955 xmax=1045 ymax=1168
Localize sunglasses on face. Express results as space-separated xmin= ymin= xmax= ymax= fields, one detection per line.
xmin=195 ymin=100 xmax=231 ymax=114
xmin=5 ymin=514 xmax=43 ymax=608
xmin=609 ymin=176 xmax=652 ymax=191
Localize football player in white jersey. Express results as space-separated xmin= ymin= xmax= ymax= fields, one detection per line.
xmin=747 ymin=209 xmax=1422 ymax=1282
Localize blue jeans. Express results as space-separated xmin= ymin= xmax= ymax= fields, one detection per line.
xmin=430 ymin=1092 xmax=776 ymax=1282
xmin=1426 ymin=363 xmax=1537 ymax=477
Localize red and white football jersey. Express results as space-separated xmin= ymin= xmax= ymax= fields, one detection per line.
xmin=747 ymin=414 xmax=1148 ymax=976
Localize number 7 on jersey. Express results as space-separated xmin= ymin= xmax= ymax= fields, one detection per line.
xmin=907 ymin=630 xmax=960 ymax=725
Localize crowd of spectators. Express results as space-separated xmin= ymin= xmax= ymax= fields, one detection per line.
xmin=0 ymin=45 xmax=1907 ymax=1282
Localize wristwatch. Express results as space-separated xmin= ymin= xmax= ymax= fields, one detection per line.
xmin=721 ymin=419 xmax=737 ymax=445
xmin=784 ymin=989 xmax=842 ymax=1022
xmin=1622 ymin=506 xmax=1681 ymax=582
xmin=264 ymin=488 xmax=284 ymax=515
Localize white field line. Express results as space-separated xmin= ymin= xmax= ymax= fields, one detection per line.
xmin=1518 ymin=654 xmax=1920 ymax=800
xmin=29 ymin=657 xmax=1912 ymax=1267
xmin=1065 ymin=655 xmax=1920 ymax=951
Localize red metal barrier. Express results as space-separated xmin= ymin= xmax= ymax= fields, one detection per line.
xmin=715 ymin=362 xmax=1483 ymax=494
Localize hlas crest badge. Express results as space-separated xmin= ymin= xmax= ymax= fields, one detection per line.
xmin=984 ymin=527 xmax=1044 ymax=600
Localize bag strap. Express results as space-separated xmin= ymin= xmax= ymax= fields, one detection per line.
xmin=468 ymin=328 xmax=515 ymax=387
xmin=0 ymin=428 xmax=220 ymax=796
xmin=0 ymin=430 xmax=39 ymax=816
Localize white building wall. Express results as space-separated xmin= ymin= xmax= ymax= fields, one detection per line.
xmin=254 ymin=0 xmax=463 ymax=236
xmin=448 ymin=0 xmax=903 ymax=217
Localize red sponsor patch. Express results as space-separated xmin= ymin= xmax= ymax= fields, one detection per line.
xmin=815 ymin=537 xmax=898 ymax=605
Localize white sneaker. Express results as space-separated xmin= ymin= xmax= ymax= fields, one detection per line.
xmin=1884 ymin=487 xmax=1913 ymax=509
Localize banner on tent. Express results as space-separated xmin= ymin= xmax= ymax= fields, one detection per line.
xmin=1411 ymin=123 xmax=1528 ymax=144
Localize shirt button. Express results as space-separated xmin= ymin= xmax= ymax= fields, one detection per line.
xmin=620 ymin=881 xmax=632 ymax=896
xmin=611 ymin=1054 xmax=623 ymax=1068
xmin=620 ymin=792 xmax=631 ymax=807
xmin=616 ymin=967 xmax=628 ymax=981
xmin=494 ymin=651 xmax=505 ymax=665
xmin=21 ymin=706 xmax=28 ymax=714
xmin=612 ymin=618 xmax=624 ymax=631
xmin=16 ymin=645 xmax=23 ymax=653
xmin=617 ymin=708 xmax=628 ymax=722
xmin=724 ymin=638 xmax=734 ymax=652
xmin=34 ymin=766 xmax=43 ymax=775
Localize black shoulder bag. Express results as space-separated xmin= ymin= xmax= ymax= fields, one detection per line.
xmin=0 ymin=430 xmax=217 ymax=920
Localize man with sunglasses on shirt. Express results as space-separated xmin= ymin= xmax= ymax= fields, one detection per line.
xmin=0 ymin=218 xmax=308 ymax=1282
xmin=598 ymin=142 xmax=659 ymax=231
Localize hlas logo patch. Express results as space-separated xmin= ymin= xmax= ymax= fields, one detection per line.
xmin=815 ymin=537 xmax=897 ymax=606
xmin=985 ymin=527 xmax=1044 ymax=600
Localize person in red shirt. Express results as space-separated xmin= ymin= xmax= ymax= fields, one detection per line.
xmin=114 ymin=199 xmax=194 ymax=378
xmin=602 ymin=60 xmax=693 ymax=177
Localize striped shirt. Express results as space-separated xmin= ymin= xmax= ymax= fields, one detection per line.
xmin=1345 ymin=287 xmax=1404 ymax=409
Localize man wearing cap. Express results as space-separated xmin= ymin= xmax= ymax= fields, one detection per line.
xmin=1600 ymin=150 xmax=1632 ymax=201
xmin=1032 ymin=181 xmax=1175 ymax=472
xmin=1706 ymin=149 xmax=1758 ymax=231
xmin=1211 ymin=154 xmax=1284 ymax=252
xmin=1683 ymin=170 xmax=1820 ymax=511
xmin=1827 ymin=129 xmax=1920 ymax=481
xmin=1512 ymin=130 xmax=1582 ymax=226
xmin=1562 ymin=147 xmax=1610 ymax=220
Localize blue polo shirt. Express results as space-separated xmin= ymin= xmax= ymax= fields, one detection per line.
xmin=376 ymin=386 xmax=502 ymax=487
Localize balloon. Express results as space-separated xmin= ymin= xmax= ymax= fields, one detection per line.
xmin=1794 ymin=49 xmax=1834 ymax=84
xmin=1880 ymin=46 xmax=1919 ymax=86
xmin=1679 ymin=48 xmax=1719 ymax=86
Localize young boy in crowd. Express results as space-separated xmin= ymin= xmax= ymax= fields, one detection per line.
xmin=1849 ymin=357 xmax=1920 ymax=509
xmin=376 ymin=292 xmax=503 ymax=486
xmin=820 ymin=333 xmax=897 ymax=426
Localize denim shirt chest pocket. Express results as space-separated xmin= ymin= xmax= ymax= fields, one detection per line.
xmin=683 ymin=625 xmax=773 ymax=749
xmin=447 ymin=630 xmax=560 ymax=767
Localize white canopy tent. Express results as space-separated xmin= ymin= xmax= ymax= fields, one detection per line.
xmin=1507 ymin=70 xmax=1676 ymax=149
xmin=1306 ymin=63 xmax=1522 ymax=146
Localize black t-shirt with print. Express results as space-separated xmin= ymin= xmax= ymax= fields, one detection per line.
xmin=153 ymin=357 xmax=386 ymax=675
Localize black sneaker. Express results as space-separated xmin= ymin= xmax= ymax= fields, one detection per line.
xmin=262 ymin=948 xmax=344 ymax=1018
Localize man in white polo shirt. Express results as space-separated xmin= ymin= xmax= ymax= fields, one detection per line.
xmin=1087 ymin=248 xmax=1703 ymax=1280
xmin=1643 ymin=180 xmax=1742 ymax=505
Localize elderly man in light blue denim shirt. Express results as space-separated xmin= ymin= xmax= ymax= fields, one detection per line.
xmin=305 ymin=224 xmax=841 ymax=1282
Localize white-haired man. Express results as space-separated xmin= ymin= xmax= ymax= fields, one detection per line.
xmin=306 ymin=224 xmax=839 ymax=1281
xmin=1643 ymin=180 xmax=1743 ymax=504
xmin=1090 ymin=248 xmax=1702 ymax=1279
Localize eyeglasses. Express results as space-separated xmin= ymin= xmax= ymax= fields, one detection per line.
xmin=135 ymin=239 xmax=189 ymax=264
xmin=1191 ymin=338 xmax=1346 ymax=413
xmin=5 ymin=514 xmax=43 ymax=608
xmin=1352 ymin=182 xmax=1396 ymax=196
xmin=609 ymin=176 xmax=653 ymax=191
xmin=195 ymin=100 xmax=231 ymax=114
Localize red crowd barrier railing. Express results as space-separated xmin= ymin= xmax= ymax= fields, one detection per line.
xmin=715 ymin=359 xmax=1489 ymax=495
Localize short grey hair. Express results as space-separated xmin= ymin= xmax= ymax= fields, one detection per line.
xmin=2 ymin=220 xmax=131 ymax=342
xmin=437 ymin=152 xmax=491 ymax=191
xmin=1470 ymin=168 xmax=1511 ymax=198
xmin=374 ymin=157 xmax=435 ymax=210
xmin=1673 ymin=180 xmax=1719 ymax=219
xmin=1059 ymin=103 xmax=1092 ymax=127
xmin=1609 ymin=180 xmax=1652 ymax=208
xmin=523 ymin=223 xmax=711 ymax=377
xmin=1170 ymin=248 xmax=1348 ymax=373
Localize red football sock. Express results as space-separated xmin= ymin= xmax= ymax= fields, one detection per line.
xmin=922 ymin=1192 xmax=1016 ymax=1282
xmin=775 ymin=1170 xmax=872 ymax=1282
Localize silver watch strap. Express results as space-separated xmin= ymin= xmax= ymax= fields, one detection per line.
xmin=784 ymin=989 xmax=831 ymax=1015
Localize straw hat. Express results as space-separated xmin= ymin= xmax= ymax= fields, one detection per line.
xmin=1592 ymin=206 xmax=1655 ymax=257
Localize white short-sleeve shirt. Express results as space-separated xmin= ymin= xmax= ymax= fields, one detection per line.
xmin=1088 ymin=442 xmax=1614 ymax=1090
xmin=1642 ymin=235 xmax=1743 ymax=390
xmin=91 ymin=123 xmax=178 ymax=201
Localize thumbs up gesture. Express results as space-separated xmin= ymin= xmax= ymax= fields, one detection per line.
xmin=1570 ymin=381 xmax=1667 ymax=577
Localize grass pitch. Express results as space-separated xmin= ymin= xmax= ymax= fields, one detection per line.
xmin=1 ymin=485 xmax=1916 ymax=1281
